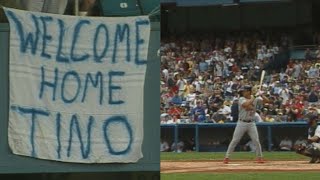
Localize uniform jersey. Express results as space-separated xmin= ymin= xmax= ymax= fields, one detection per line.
xmin=225 ymin=96 xmax=264 ymax=159
xmin=308 ymin=125 xmax=320 ymax=139
xmin=238 ymin=96 xmax=262 ymax=121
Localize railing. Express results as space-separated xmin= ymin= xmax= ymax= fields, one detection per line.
xmin=289 ymin=44 xmax=318 ymax=60
xmin=290 ymin=45 xmax=317 ymax=50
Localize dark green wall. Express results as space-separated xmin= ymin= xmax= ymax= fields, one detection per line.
xmin=163 ymin=1 xmax=312 ymax=33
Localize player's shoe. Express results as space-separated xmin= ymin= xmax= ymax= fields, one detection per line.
xmin=223 ymin=158 xmax=229 ymax=164
xmin=256 ymin=157 xmax=265 ymax=163
xmin=309 ymin=156 xmax=318 ymax=163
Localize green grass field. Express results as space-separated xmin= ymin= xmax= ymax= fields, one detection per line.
xmin=161 ymin=172 xmax=320 ymax=180
xmin=161 ymin=151 xmax=309 ymax=161
xmin=161 ymin=152 xmax=320 ymax=180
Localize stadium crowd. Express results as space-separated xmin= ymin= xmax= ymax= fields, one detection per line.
xmin=160 ymin=31 xmax=320 ymax=124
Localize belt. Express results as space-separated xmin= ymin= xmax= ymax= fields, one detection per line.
xmin=240 ymin=119 xmax=254 ymax=123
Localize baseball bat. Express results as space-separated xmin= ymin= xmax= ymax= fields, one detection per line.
xmin=259 ymin=70 xmax=266 ymax=91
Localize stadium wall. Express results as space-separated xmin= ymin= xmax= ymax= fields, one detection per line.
xmin=161 ymin=123 xmax=309 ymax=152
xmin=163 ymin=0 xmax=311 ymax=33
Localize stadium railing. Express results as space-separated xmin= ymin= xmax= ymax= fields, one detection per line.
xmin=289 ymin=44 xmax=317 ymax=60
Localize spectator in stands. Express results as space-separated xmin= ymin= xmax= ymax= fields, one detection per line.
xmin=220 ymin=100 xmax=232 ymax=121
xmin=176 ymin=74 xmax=187 ymax=97
xmin=167 ymin=73 xmax=177 ymax=93
xmin=160 ymin=113 xmax=170 ymax=124
xmin=290 ymin=97 xmax=305 ymax=121
xmin=185 ymin=87 xmax=197 ymax=103
xmin=212 ymin=109 xmax=227 ymax=123
xmin=214 ymin=61 xmax=223 ymax=77
xmin=199 ymin=58 xmax=209 ymax=72
xmin=79 ymin=0 xmax=101 ymax=16
xmin=271 ymin=81 xmax=282 ymax=95
xmin=292 ymin=60 xmax=303 ymax=80
xmin=183 ymin=80 xmax=195 ymax=98
xmin=308 ymin=86 xmax=319 ymax=104
xmin=230 ymin=99 xmax=239 ymax=122
xmin=171 ymin=93 xmax=182 ymax=105
xmin=315 ymin=46 xmax=320 ymax=60
xmin=265 ymin=103 xmax=277 ymax=116
xmin=0 ymin=0 xmax=99 ymax=17
xmin=167 ymin=104 xmax=182 ymax=122
xmin=18 ymin=0 xmax=68 ymax=14
xmin=278 ymin=111 xmax=288 ymax=122
xmin=160 ymin=30 xmax=319 ymax=126
xmin=307 ymin=64 xmax=319 ymax=79
xmin=208 ymin=92 xmax=224 ymax=107
xmin=206 ymin=101 xmax=218 ymax=120
xmin=285 ymin=59 xmax=294 ymax=76
xmin=190 ymin=94 xmax=201 ymax=109
xmin=279 ymin=85 xmax=291 ymax=105
xmin=251 ymin=66 xmax=261 ymax=82
xmin=307 ymin=105 xmax=319 ymax=116
xmin=191 ymin=101 xmax=206 ymax=122
xmin=279 ymin=69 xmax=288 ymax=82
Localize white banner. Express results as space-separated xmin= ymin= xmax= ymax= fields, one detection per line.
xmin=4 ymin=7 xmax=150 ymax=163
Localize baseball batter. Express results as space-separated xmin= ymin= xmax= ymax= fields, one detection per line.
xmin=223 ymin=85 xmax=269 ymax=164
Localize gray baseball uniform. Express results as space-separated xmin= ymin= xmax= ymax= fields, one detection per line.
xmin=225 ymin=96 xmax=263 ymax=158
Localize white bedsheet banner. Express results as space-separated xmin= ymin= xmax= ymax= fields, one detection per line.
xmin=4 ymin=7 xmax=150 ymax=163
